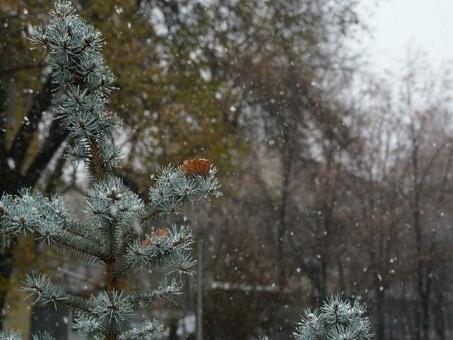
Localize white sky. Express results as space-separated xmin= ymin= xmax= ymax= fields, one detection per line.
xmin=361 ymin=0 xmax=453 ymax=72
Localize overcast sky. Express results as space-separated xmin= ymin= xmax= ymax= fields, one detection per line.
xmin=360 ymin=0 xmax=453 ymax=72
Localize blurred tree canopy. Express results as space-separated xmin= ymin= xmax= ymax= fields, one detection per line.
xmin=1 ymin=0 xmax=367 ymax=335
xmin=1 ymin=0 xmax=362 ymax=191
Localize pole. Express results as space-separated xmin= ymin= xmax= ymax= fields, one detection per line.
xmin=196 ymin=238 xmax=204 ymax=340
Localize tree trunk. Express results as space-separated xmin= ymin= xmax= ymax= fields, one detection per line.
xmin=276 ymin=126 xmax=294 ymax=290
xmin=375 ymin=288 xmax=386 ymax=340
xmin=433 ymin=283 xmax=445 ymax=340
xmin=0 ymin=248 xmax=13 ymax=329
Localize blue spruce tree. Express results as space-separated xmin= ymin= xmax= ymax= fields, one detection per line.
xmin=0 ymin=1 xmax=220 ymax=339
xmin=294 ymin=295 xmax=373 ymax=340
xmin=257 ymin=296 xmax=372 ymax=339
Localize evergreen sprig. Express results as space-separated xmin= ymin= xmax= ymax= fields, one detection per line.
xmin=0 ymin=1 xmax=221 ymax=338
xmin=118 ymin=320 xmax=164 ymax=340
xmin=131 ymin=279 xmax=182 ymax=305
xmin=32 ymin=333 xmax=56 ymax=340
xmin=0 ymin=332 xmax=55 ymax=340
xmin=0 ymin=331 xmax=22 ymax=340
xmin=147 ymin=165 xmax=221 ymax=217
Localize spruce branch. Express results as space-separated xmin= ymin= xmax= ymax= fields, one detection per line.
xmin=0 ymin=332 xmax=56 ymax=340
xmin=0 ymin=331 xmax=22 ymax=340
xmin=22 ymin=273 xmax=94 ymax=315
xmin=91 ymin=290 xmax=134 ymax=324
xmin=118 ymin=320 xmax=164 ymax=340
xmin=60 ymin=220 xmax=102 ymax=246
xmin=144 ymin=165 xmax=221 ymax=219
xmin=122 ymin=225 xmax=193 ymax=272
xmin=131 ymin=279 xmax=182 ymax=305
xmin=72 ymin=313 xmax=105 ymax=338
xmin=86 ymin=177 xmax=144 ymax=228
xmin=0 ymin=191 xmax=104 ymax=259
xmin=164 ymin=249 xmax=197 ymax=276
xmin=32 ymin=332 xmax=56 ymax=340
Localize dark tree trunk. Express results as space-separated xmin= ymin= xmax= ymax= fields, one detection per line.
xmin=433 ymin=284 xmax=445 ymax=340
xmin=0 ymin=247 xmax=13 ymax=329
xmin=375 ymin=288 xmax=386 ymax=340
xmin=276 ymin=113 xmax=295 ymax=291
